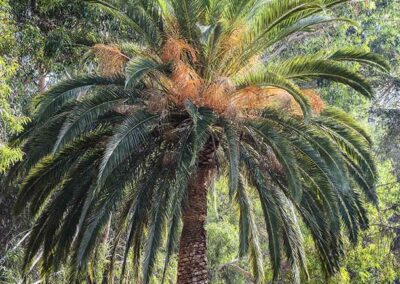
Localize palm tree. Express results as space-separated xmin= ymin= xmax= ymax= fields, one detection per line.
xmin=9 ymin=0 xmax=389 ymax=283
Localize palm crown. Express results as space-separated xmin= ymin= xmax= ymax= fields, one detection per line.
xmin=9 ymin=0 xmax=389 ymax=283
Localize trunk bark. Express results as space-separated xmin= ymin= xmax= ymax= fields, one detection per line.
xmin=38 ymin=64 xmax=46 ymax=93
xmin=177 ymin=138 xmax=218 ymax=284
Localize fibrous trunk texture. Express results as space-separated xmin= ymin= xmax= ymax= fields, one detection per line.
xmin=177 ymin=139 xmax=217 ymax=284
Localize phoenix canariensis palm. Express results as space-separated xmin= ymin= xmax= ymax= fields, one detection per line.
xmin=8 ymin=0 xmax=389 ymax=283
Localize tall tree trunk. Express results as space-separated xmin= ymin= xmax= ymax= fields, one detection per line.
xmin=177 ymin=139 xmax=218 ymax=284
xmin=38 ymin=64 xmax=46 ymax=93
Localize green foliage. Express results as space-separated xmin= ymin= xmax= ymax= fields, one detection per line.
xmin=0 ymin=0 xmax=28 ymax=172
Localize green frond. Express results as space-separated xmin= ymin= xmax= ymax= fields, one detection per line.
xmin=184 ymin=101 xmax=217 ymax=166
xmin=241 ymin=147 xmax=282 ymax=280
xmin=21 ymin=148 xmax=102 ymax=273
xmin=289 ymin=136 xmax=340 ymax=226
xmin=271 ymin=57 xmax=374 ymax=98
xmin=72 ymin=151 xmax=151 ymax=276
xmin=125 ymin=57 xmax=169 ymax=88
xmin=15 ymin=126 xmax=112 ymax=215
xmin=247 ymin=119 xmax=303 ymax=201
xmin=262 ymin=111 xmax=352 ymax=193
xmin=299 ymin=190 xmax=343 ymax=276
xmin=52 ymin=86 xmax=137 ymax=152
xmin=249 ymin=0 xmax=321 ymax=39
xmin=235 ymin=178 xmax=264 ymax=284
xmin=119 ymin=150 xmax=167 ymax=281
xmin=328 ymin=48 xmax=390 ymax=72
xmin=265 ymin=15 xmax=355 ymax=49
xmin=221 ymin=119 xmax=240 ymax=198
xmin=7 ymin=111 xmax=70 ymax=182
xmin=170 ymin=0 xmax=203 ymax=46
xmin=34 ymin=75 xmax=124 ymax=121
xmin=314 ymin=114 xmax=377 ymax=204
xmin=98 ymin=110 xmax=159 ymax=188
xmin=143 ymin=173 xmax=174 ymax=284
xmin=321 ymin=107 xmax=372 ymax=145
xmin=275 ymin=190 xmax=307 ymax=284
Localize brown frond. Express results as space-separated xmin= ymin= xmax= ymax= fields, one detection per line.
xmin=290 ymin=89 xmax=325 ymax=115
xmin=201 ymin=77 xmax=235 ymax=113
xmin=232 ymin=87 xmax=324 ymax=116
xmin=232 ymin=87 xmax=292 ymax=111
xmin=160 ymin=37 xmax=197 ymax=63
xmin=143 ymin=89 xmax=169 ymax=114
xmin=91 ymin=44 xmax=128 ymax=76
xmin=113 ymin=105 xmax=135 ymax=115
xmin=169 ymin=61 xmax=203 ymax=104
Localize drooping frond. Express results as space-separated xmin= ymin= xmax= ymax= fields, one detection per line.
xmin=328 ymin=48 xmax=390 ymax=72
xmin=268 ymin=57 xmax=375 ymax=98
xmin=235 ymin=178 xmax=264 ymax=283
xmin=98 ymin=110 xmax=159 ymax=187
xmin=91 ymin=44 xmax=129 ymax=76
xmin=34 ymin=75 xmax=125 ymax=121
xmin=234 ymin=70 xmax=312 ymax=117
xmin=52 ymin=86 xmax=137 ymax=152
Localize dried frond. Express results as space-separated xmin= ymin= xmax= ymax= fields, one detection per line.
xmin=201 ymin=77 xmax=236 ymax=112
xmin=291 ymin=89 xmax=325 ymax=115
xmin=232 ymin=87 xmax=292 ymax=111
xmin=232 ymin=87 xmax=324 ymax=116
xmin=304 ymin=89 xmax=325 ymax=113
xmin=143 ymin=89 xmax=169 ymax=114
xmin=113 ymin=105 xmax=136 ymax=115
xmin=160 ymin=37 xmax=197 ymax=63
xmin=201 ymin=83 xmax=229 ymax=113
xmin=91 ymin=44 xmax=129 ymax=76
xmin=169 ymin=61 xmax=203 ymax=104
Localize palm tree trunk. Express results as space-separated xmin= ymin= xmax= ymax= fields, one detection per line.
xmin=177 ymin=139 xmax=217 ymax=284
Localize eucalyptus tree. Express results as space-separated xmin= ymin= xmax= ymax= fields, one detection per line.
xmin=9 ymin=0 xmax=389 ymax=283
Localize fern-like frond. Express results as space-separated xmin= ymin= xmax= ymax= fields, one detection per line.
xmin=270 ymin=57 xmax=374 ymax=98
xmin=98 ymin=110 xmax=159 ymax=188
xmin=52 ymin=86 xmax=137 ymax=152
xmin=34 ymin=75 xmax=124 ymax=121
xmin=328 ymin=48 xmax=390 ymax=72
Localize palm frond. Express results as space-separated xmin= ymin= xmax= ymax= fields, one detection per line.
xmin=222 ymin=119 xmax=240 ymax=198
xmin=235 ymin=178 xmax=264 ymax=284
xmin=52 ymin=86 xmax=137 ymax=152
xmin=235 ymin=70 xmax=311 ymax=117
xmin=125 ymin=57 xmax=169 ymax=88
xmin=34 ymin=75 xmax=124 ymax=121
xmin=270 ymin=57 xmax=374 ymax=98
xmin=241 ymin=147 xmax=282 ymax=280
xmin=98 ymin=110 xmax=159 ymax=188
xmin=328 ymin=48 xmax=390 ymax=72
